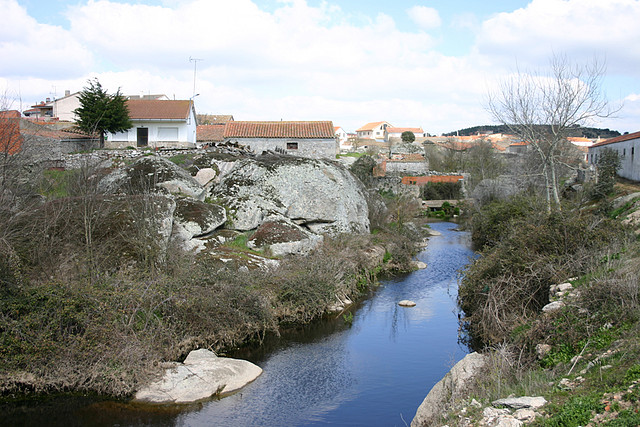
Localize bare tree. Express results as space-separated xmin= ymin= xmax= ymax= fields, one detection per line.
xmin=487 ymin=54 xmax=619 ymax=212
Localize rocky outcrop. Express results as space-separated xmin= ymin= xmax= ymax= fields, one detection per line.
xmin=411 ymin=352 xmax=487 ymax=426
xmin=247 ymin=216 xmax=323 ymax=256
xmin=208 ymin=155 xmax=370 ymax=235
xmin=98 ymin=156 xmax=204 ymax=200
xmin=134 ymin=349 xmax=262 ymax=404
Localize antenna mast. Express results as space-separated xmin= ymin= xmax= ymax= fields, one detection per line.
xmin=189 ymin=56 xmax=203 ymax=99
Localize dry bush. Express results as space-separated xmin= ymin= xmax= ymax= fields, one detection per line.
xmin=459 ymin=200 xmax=627 ymax=349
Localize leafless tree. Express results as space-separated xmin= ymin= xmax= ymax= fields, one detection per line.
xmin=487 ymin=54 xmax=619 ymax=212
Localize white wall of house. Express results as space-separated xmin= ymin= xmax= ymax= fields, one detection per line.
xmin=589 ymin=136 xmax=640 ymax=182
xmin=227 ymin=137 xmax=338 ymax=159
xmin=51 ymin=93 xmax=80 ymax=122
xmin=106 ymin=116 xmax=197 ymax=148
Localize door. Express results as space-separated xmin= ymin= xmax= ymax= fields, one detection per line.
xmin=137 ymin=128 xmax=148 ymax=147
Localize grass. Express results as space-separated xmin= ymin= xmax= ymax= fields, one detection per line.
xmin=40 ymin=169 xmax=74 ymax=198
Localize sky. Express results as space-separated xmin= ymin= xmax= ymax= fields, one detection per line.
xmin=1 ymin=0 xmax=639 ymax=135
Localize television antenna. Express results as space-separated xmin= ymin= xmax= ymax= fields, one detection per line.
xmin=189 ymin=57 xmax=203 ymax=99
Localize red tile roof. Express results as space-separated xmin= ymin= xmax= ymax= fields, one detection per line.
xmin=402 ymin=175 xmax=464 ymax=185
xmin=197 ymin=124 xmax=225 ymax=142
xmin=126 ymin=100 xmax=192 ymax=120
xmin=224 ymin=121 xmax=335 ymax=139
xmin=0 ymin=110 xmax=23 ymax=155
xmin=591 ymin=131 xmax=640 ymax=148
xmin=387 ymin=127 xmax=424 ymax=134
xmin=356 ymin=121 xmax=388 ymax=132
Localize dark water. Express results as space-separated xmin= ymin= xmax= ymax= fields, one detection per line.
xmin=2 ymin=222 xmax=473 ymax=427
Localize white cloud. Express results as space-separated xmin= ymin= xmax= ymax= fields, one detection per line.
xmin=2 ymin=0 xmax=638 ymax=134
xmin=407 ymin=6 xmax=441 ymax=30
xmin=0 ymin=0 xmax=93 ymax=79
xmin=476 ymin=0 xmax=640 ymax=73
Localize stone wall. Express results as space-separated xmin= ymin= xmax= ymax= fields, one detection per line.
xmin=228 ymin=137 xmax=338 ymax=160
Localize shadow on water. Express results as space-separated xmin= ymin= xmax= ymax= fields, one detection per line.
xmin=1 ymin=221 xmax=475 ymax=427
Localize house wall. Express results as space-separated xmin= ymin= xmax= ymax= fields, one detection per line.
xmin=589 ymin=137 xmax=640 ymax=181
xmin=105 ymin=111 xmax=197 ymax=149
xmin=53 ymin=95 xmax=81 ymax=122
xmin=227 ymin=137 xmax=338 ymax=159
xmin=385 ymin=161 xmax=429 ymax=175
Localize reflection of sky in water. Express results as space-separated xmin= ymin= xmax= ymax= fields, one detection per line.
xmin=177 ymin=221 xmax=474 ymax=427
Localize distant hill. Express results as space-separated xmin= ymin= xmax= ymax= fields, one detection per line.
xmin=443 ymin=125 xmax=621 ymax=139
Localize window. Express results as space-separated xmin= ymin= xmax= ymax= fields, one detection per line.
xmin=287 ymin=142 xmax=298 ymax=150
xmin=623 ymin=148 xmax=626 ymax=157
xmin=158 ymin=127 xmax=179 ymax=141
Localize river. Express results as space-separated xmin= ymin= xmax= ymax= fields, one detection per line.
xmin=3 ymin=221 xmax=473 ymax=426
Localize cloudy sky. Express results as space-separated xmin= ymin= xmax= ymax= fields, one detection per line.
xmin=2 ymin=0 xmax=639 ymax=134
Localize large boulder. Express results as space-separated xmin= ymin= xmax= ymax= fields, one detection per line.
xmin=247 ymin=216 xmax=323 ymax=256
xmin=98 ymin=156 xmax=204 ymax=199
xmin=208 ymin=155 xmax=370 ymax=235
xmin=173 ymin=198 xmax=227 ymax=239
xmin=134 ymin=349 xmax=262 ymax=404
xmin=411 ymin=352 xmax=487 ymax=426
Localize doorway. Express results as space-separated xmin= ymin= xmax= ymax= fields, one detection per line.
xmin=137 ymin=128 xmax=148 ymax=147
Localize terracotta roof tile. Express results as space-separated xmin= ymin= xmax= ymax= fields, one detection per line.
xmin=591 ymin=131 xmax=640 ymax=148
xmin=0 ymin=111 xmax=23 ymax=155
xmin=387 ymin=127 xmax=424 ymax=134
xmin=356 ymin=121 xmax=388 ymax=132
xmin=197 ymin=124 xmax=225 ymax=142
xmin=224 ymin=121 xmax=335 ymax=139
xmin=126 ymin=100 xmax=192 ymax=120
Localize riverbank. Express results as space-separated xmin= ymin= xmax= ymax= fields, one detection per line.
xmin=412 ymin=186 xmax=640 ymax=426
xmin=0 ymin=217 xmax=429 ymax=400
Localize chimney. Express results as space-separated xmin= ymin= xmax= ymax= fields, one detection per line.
xmin=65 ymin=90 xmax=70 ymax=97
xmin=46 ymin=97 xmax=50 ymax=103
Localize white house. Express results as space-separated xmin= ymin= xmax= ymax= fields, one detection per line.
xmin=386 ymin=127 xmax=426 ymax=141
xmin=224 ymin=121 xmax=338 ymax=159
xmin=588 ymin=131 xmax=640 ymax=181
xmin=106 ymin=99 xmax=197 ymax=148
xmin=335 ymin=126 xmax=351 ymax=150
xmin=25 ymin=90 xmax=80 ymax=122
xmin=356 ymin=121 xmax=392 ymax=141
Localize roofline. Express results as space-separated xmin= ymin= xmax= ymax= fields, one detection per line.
xmin=590 ymin=131 xmax=640 ymax=148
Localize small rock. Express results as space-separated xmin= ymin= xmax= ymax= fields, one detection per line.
xmin=471 ymin=398 xmax=482 ymax=408
xmin=483 ymin=407 xmax=511 ymax=418
xmin=398 ymin=300 xmax=417 ymax=307
xmin=542 ymin=301 xmax=565 ymax=312
xmin=514 ymin=408 xmax=537 ymax=422
xmin=492 ymin=396 xmax=547 ymax=409
xmin=413 ymin=261 xmax=427 ymax=269
xmin=536 ymin=344 xmax=552 ymax=359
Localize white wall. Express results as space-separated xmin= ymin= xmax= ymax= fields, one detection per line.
xmin=105 ymin=108 xmax=197 ymax=148
xmin=589 ymin=136 xmax=640 ymax=182
xmin=53 ymin=94 xmax=80 ymax=122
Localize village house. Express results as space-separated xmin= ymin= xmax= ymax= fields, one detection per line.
xmin=106 ymin=99 xmax=197 ymax=148
xmin=334 ymin=126 xmax=351 ymax=151
xmin=24 ymin=90 xmax=80 ymax=122
xmin=386 ymin=127 xmax=426 ymax=142
xmin=589 ymin=131 xmax=640 ymax=181
xmin=356 ymin=121 xmax=392 ymax=141
xmin=223 ymin=121 xmax=337 ymax=159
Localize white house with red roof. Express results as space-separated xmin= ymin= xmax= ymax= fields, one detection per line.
xmin=386 ymin=127 xmax=426 ymax=141
xmin=588 ymin=131 xmax=640 ymax=181
xmin=223 ymin=121 xmax=337 ymax=159
xmin=106 ymin=99 xmax=197 ymax=148
xmin=356 ymin=121 xmax=392 ymax=141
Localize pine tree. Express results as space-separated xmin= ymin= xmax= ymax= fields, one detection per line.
xmin=74 ymin=79 xmax=132 ymax=148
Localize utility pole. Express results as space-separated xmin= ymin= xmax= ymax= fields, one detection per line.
xmin=189 ymin=56 xmax=203 ymax=99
